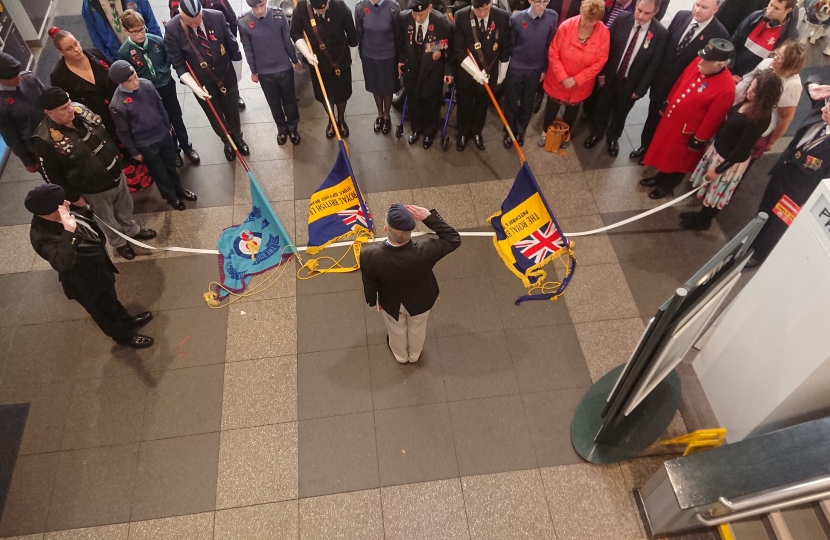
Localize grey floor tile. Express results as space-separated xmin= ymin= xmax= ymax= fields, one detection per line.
xmin=296 ymin=290 xmax=366 ymax=354
xmin=562 ymin=263 xmax=640 ymax=323
xmin=217 ymin=423 xmax=298 ymax=508
xmin=155 ymin=255 xmax=228 ymax=311
xmin=572 ymin=129 xmax=638 ymax=171
xmin=73 ymin=320 xmax=162 ymax=384
xmin=381 ymin=479 xmax=470 ymax=540
xmin=368 ymin=339 xmax=446 ymax=410
xmin=61 ymin=375 xmax=148 ymax=451
xmin=1 ymin=320 xmax=86 ymax=388
xmin=46 ymin=444 xmax=139 ymax=532
xmin=430 ymin=276 xmax=502 ymax=337
xmin=585 ymin=166 xmax=663 ymax=214
xmin=111 ymin=260 xmax=165 ymax=314
xmin=461 ymin=469 xmax=555 ymax=540
xmin=0 ymin=452 xmax=59 ymax=537
xmin=375 ymin=403 xmax=459 ymax=486
xmin=127 ymin=512 xmax=214 ymax=540
xmin=574 ymin=318 xmax=647 ymax=383
xmin=0 ymin=382 xmax=72 ymax=455
xmin=298 ymin=411 xmax=379 ymax=498
xmin=490 ymin=274 xmax=573 ymax=331
xmin=448 ymin=395 xmax=537 ymax=477
xmin=469 ymin=180 xmax=512 ymax=227
xmin=16 ymin=269 xmax=88 ymax=325
xmin=522 ymin=388 xmax=588 ymax=468
xmin=411 ymin=185 xmax=480 ymax=230
xmin=185 ymin=126 xmax=236 ymax=166
xmin=0 ymin=272 xmax=29 ymax=327
xmin=221 ymin=355 xmax=297 ymax=430
xmin=0 ymin=153 xmax=36 ymax=183
xmin=297 ymin=346 xmax=373 ymax=420
xmin=141 ymin=364 xmax=224 ymax=440
xmin=536 ymin=172 xmax=599 ymax=219
xmin=432 ymin=236 xmax=497 ymax=281
xmin=557 ymin=214 xmax=618 ymax=267
xmin=234 ymin=158 xmax=294 ymax=204
xmin=438 ymin=332 xmax=518 ymax=402
xmin=618 ymin=256 xmax=695 ymax=319
xmin=505 ymin=325 xmax=591 ymax=393
xmin=298 ymin=489 xmax=384 ymax=540
xmin=214 ymin=501 xmax=298 ymax=540
xmin=131 ymin=433 xmax=220 ymax=521
xmin=0 ymin=180 xmax=43 ymax=226
xmin=226 ymin=296 xmax=297 ymax=362
xmin=295 ymin=267 xmax=363 ymax=296
xmin=601 ymin=208 xmax=689 ymax=262
xmin=243 ymin=122 xmax=293 ymax=162
xmin=44 ymin=523 xmax=129 ymax=539
xmin=0 ymin=225 xmax=36 ymax=274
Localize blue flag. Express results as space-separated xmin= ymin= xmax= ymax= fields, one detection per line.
xmin=488 ymin=163 xmax=576 ymax=304
xmin=306 ymin=141 xmax=373 ymax=254
xmin=215 ymin=173 xmax=297 ymax=299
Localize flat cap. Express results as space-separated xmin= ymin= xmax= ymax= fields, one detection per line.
xmin=698 ymin=38 xmax=734 ymax=62
xmin=25 ymin=184 xmax=66 ymax=215
xmin=386 ymin=203 xmax=416 ymax=232
xmin=108 ymin=60 xmax=135 ymax=84
xmin=409 ymin=0 xmax=431 ymax=11
xmin=0 ymin=52 xmax=21 ymax=80
xmin=39 ymin=86 xmax=70 ymax=111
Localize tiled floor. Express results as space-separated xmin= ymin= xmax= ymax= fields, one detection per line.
xmin=4 ymin=0 xmax=811 ymax=537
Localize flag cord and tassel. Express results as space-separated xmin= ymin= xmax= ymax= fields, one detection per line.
xmin=204 ymin=245 xmax=298 ymax=308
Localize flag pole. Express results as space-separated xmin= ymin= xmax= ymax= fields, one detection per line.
xmin=302 ymin=30 xmax=349 ymax=154
xmin=466 ymin=50 xmax=526 ymax=164
xmin=185 ymin=61 xmax=251 ymax=172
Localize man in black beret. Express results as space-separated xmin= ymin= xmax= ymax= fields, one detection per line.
xmin=359 ymin=204 xmax=461 ymax=364
xmin=0 ymin=52 xmax=47 ymax=174
xmin=27 ymin=184 xmax=154 ymax=348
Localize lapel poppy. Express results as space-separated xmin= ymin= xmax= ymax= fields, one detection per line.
xmin=522 ymin=20 xmax=528 ymax=28
xmin=250 ymin=20 xmax=255 ymax=28
xmin=5 ymin=97 xmax=13 ymax=105
xmin=99 ymin=59 xmax=109 ymax=68
xmin=489 ymin=21 xmax=496 ymax=31
xmin=104 ymin=99 xmax=109 ymax=104
xmin=428 ymin=24 xmax=434 ymax=31
xmin=364 ymin=6 xmax=370 ymax=12
xmin=125 ymin=97 xmax=133 ymax=104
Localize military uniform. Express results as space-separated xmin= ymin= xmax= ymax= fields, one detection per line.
xmin=0 ymin=71 xmax=46 ymax=170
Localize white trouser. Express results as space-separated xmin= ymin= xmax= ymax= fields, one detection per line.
xmin=382 ymin=304 xmax=430 ymax=363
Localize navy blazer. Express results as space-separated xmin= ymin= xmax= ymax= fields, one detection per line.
xmin=164 ymin=9 xmax=243 ymax=88
xmin=602 ymin=12 xmax=668 ymax=99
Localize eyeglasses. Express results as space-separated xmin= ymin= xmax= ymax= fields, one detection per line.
xmin=771 ymin=52 xmax=782 ymax=60
xmin=127 ymin=26 xmax=147 ymax=35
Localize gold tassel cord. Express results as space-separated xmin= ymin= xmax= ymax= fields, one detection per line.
xmin=203 ymin=245 xmax=301 ymax=308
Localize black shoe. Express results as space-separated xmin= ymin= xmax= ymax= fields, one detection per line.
xmin=224 ymin=143 xmax=236 ymax=161
xmin=382 ymin=118 xmax=391 ymax=135
xmin=374 ymin=117 xmax=383 ymax=132
xmin=326 ymin=121 xmax=335 ymax=139
xmin=533 ymin=93 xmax=544 ymax=114
xmin=277 ymin=133 xmax=288 ymax=146
xmin=339 ymin=121 xmax=349 ymax=138
xmin=408 ymin=131 xmax=420 ymax=145
xmin=473 ymin=134 xmax=485 ymax=150
xmin=639 ymin=176 xmax=660 ymax=187
xmin=178 ymin=189 xmax=197 ymax=201
xmin=116 ymin=244 xmax=135 ymax=260
xmin=583 ymin=134 xmax=601 ymax=149
xmin=235 ymin=139 xmax=250 ymax=156
xmin=119 ymin=334 xmax=154 ymax=349
xmin=238 ymin=97 xmax=246 ymax=110
xmin=607 ymin=139 xmax=619 ymax=157
xmin=289 ymin=131 xmax=301 ymax=145
xmin=649 ymin=186 xmax=673 ymax=199
xmin=630 ymin=146 xmax=647 ymax=159
xmin=133 ymin=228 xmax=157 ymax=240
xmin=457 ymin=135 xmax=467 ymax=151
xmin=423 ymin=135 xmax=433 ymax=149
xmin=169 ymin=199 xmax=186 ymax=211
xmin=638 ymin=157 xmax=645 ymax=166
xmin=174 ymin=152 xmax=184 ymax=168
xmin=130 ymin=311 xmax=153 ymax=328
xmin=517 ymin=134 xmax=524 ymax=147
xmin=503 ymin=133 xmax=513 ymax=149
xmin=183 ymin=146 xmax=200 ymax=165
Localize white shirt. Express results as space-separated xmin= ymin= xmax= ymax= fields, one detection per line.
xmin=617 ymin=19 xmax=652 ymax=78
xmin=415 ymin=18 xmax=429 ymax=42
xmin=682 ymin=16 xmax=712 ymax=43
xmin=797 ymin=122 xmax=830 ymax=148
xmin=476 ymin=14 xmax=490 ymax=34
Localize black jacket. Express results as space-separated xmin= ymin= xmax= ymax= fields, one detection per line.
xmin=397 ymin=10 xmax=455 ymax=97
xmin=453 ymin=5 xmax=511 ymax=79
xmin=291 ymin=0 xmax=359 ymax=75
xmin=359 ymin=210 xmax=461 ymax=320
xmin=30 ymin=208 xmax=119 ymax=301
xmin=164 ymin=9 xmax=243 ymax=89
xmin=716 ymin=0 xmax=768 ymax=35
xmin=650 ymin=12 xmax=729 ymax=103
xmin=602 ymin=12 xmax=668 ymax=99
xmin=168 ymin=0 xmax=239 ymax=35
xmin=730 ymin=8 xmax=799 ymax=77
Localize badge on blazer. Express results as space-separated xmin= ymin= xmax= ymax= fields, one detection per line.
xmin=493 ymin=42 xmax=498 ymax=51
xmin=49 ymin=128 xmax=63 ymax=142
xmin=220 ymin=43 xmax=226 ymax=55
xmin=794 ymin=150 xmax=802 ymax=159
xmin=73 ymin=106 xmax=83 ymax=114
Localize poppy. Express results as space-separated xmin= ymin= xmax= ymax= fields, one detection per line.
xmin=125 ymin=97 xmax=133 ymax=104
xmin=364 ymin=6 xmax=370 ymax=12
xmin=522 ymin=20 xmax=528 ymax=28
xmin=250 ymin=21 xmax=255 ymax=28
xmin=104 ymin=99 xmax=109 ymax=104
xmin=5 ymin=97 xmax=13 ymax=105
xmin=99 ymin=60 xmax=109 ymax=68
xmin=428 ymin=24 xmax=434 ymax=31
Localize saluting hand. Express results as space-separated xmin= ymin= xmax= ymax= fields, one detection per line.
xmin=405 ymin=205 xmax=430 ymax=221
xmin=58 ymin=203 xmax=77 ymax=233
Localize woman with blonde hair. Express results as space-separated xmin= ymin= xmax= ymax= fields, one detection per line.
xmin=538 ymin=0 xmax=609 ymax=148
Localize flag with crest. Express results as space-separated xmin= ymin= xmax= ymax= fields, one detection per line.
xmin=488 ymin=163 xmax=576 ymax=304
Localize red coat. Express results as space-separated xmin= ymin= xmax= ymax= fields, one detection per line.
xmin=543 ymin=16 xmax=610 ymax=105
xmin=643 ymin=58 xmax=735 ymax=173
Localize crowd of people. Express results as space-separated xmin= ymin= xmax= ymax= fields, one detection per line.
xmin=0 ymin=0 xmax=828 ymax=349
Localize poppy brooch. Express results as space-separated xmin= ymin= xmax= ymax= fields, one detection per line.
xmin=5 ymin=97 xmax=13 ymax=105
xmin=124 ymin=97 xmax=133 ymax=104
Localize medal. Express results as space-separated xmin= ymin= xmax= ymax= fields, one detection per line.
xmin=432 ymin=51 xmax=441 ymax=60
xmin=49 ymin=128 xmax=63 ymax=142
xmin=794 ymin=150 xmax=802 ymax=159
xmin=493 ymin=42 xmax=498 ymax=51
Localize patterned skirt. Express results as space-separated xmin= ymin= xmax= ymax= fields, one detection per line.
xmin=690 ymin=144 xmax=752 ymax=210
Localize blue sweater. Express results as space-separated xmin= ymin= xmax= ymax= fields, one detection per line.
xmin=509 ymin=8 xmax=558 ymax=72
xmin=109 ymin=79 xmax=171 ymax=156
xmin=0 ymin=72 xmax=46 ymax=167
xmin=237 ymin=8 xmax=299 ymax=75
xmin=354 ymin=0 xmax=400 ymax=61
xmin=82 ymin=0 xmax=162 ymax=61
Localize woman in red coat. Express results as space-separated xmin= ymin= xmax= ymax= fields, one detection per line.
xmin=538 ymin=0 xmax=609 ymax=148
xmin=640 ymin=39 xmax=736 ymax=199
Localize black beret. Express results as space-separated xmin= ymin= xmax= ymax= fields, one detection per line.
xmin=471 ymin=0 xmax=491 ymax=7
xmin=310 ymin=0 xmax=328 ymax=9
xmin=0 ymin=52 xmax=21 ymax=80
xmin=386 ymin=203 xmax=416 ymax=231
xmin=39 ymin=86 xmax=70 ymax=110
xmin=698 ymin=38 xmax=734 ymax=63
xmin=25 ymin=184 xmax=66 ymax=215
xmin=409 ymin=0 xmax=431 ymax=11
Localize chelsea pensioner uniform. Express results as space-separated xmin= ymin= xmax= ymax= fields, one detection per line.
xmin=396 ymin=8 xmax=454 ymax=139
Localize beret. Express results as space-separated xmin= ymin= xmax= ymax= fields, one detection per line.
xmin=472 ymin=0 xmax=492 ymax=8
xmin=108 ymin=60 xmax=135 ymax=84
xmin=25 ymin=184 xmax=66 ymax=215
xmin=39 ymin=86 xmax=71 ymax=111
xmin=310 ymin=0 xmax=329 ymax=9
xmin=0 ymin=52 xmax=21 ymax=80
xmin=386 ymin=203 xmax=416 ymax=232
xmin=409 ymin=0 xmax=431 ymax=11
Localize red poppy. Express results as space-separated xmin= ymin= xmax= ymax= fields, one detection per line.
xmin=249 ymin=21 xmax=255 ymax=28
xmin=209 ymin=34 xmax=217 ymax=41
xmin=522 ymin=20 xmax=528 ymax=28
xmin=99 ymin=60 xmax=109 ymax=68
xmin=647 ymin=31 xmax=653 ymax=40
xmin=364 ymin=6 xmax=370 ymax=12
xmin=428 ymin=24 xmax=434 ymax=31
xmin=104 ymin=99 xmax=109 ymax=104
xmin=489 ymin=22 xmax=495 ymax=31
xmin=125 ymin=97 xmax=133 ymax=104
xmin=5 ymin=97 xmax=13 ymax=105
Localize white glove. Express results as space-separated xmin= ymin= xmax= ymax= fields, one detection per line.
xmin=295 ymin=39 xmax=318 ymax=65
xmin=180 ymin=72 xmax=211 ymax=100
xmin=497 ymin=60 xmax=509 ymax=85
xmin=461 ymin=57 xmax=488 ymax=85
xmin=232 ymin=60 xmax=243 ymax=82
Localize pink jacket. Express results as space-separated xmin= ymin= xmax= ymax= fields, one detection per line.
xmin=543 ymin=16 xmax=610 ymax=104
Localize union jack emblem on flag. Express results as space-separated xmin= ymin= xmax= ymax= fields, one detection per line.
xmin=514 ymin=222 xmax=565 ymax=264
xmin=338 ymin=207 xmax=370 ymax=228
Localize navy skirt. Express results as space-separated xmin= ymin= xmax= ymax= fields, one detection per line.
xmin=362 ymin=57 xmax=399 ymax=96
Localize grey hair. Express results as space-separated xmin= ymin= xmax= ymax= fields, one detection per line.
xmin=385 ymin=225 xmax=412 ymax=244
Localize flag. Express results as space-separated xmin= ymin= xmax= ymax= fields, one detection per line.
xmin=306 ymin=141 xmax=373 ymax=254
xmin=215 ymin=173 xmax=297 ymax=300
xmin=488 ymin=162 xmax=576 ymax=305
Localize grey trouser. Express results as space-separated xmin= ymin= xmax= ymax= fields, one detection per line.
xmin=83 ymin=174 xmax=140 ymax=248
xmin=382 ymin=305 xmax=430 ymax=363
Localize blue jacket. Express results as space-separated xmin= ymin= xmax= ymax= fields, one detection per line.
xmin=82 ymin=0 xmax=162 ymax=60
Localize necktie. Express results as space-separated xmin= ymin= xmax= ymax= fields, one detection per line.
xmin=416 ymin=24 xmax=423 ymax=44
xmin=800 ymin=125 xmax=828 ymax=151
xmin=479 ymin=18 xmax=486 ymax=35
xmin=677 ymin=22 xmax=698 ymax=51
xmin=617 ymin=26 xmax=640 ymax=80
xmin=195 ymin=26 xmax=213 ymax=58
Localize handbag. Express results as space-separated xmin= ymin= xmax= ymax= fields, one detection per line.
xmin=544 ymin=119 xmax=570 ymax=153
